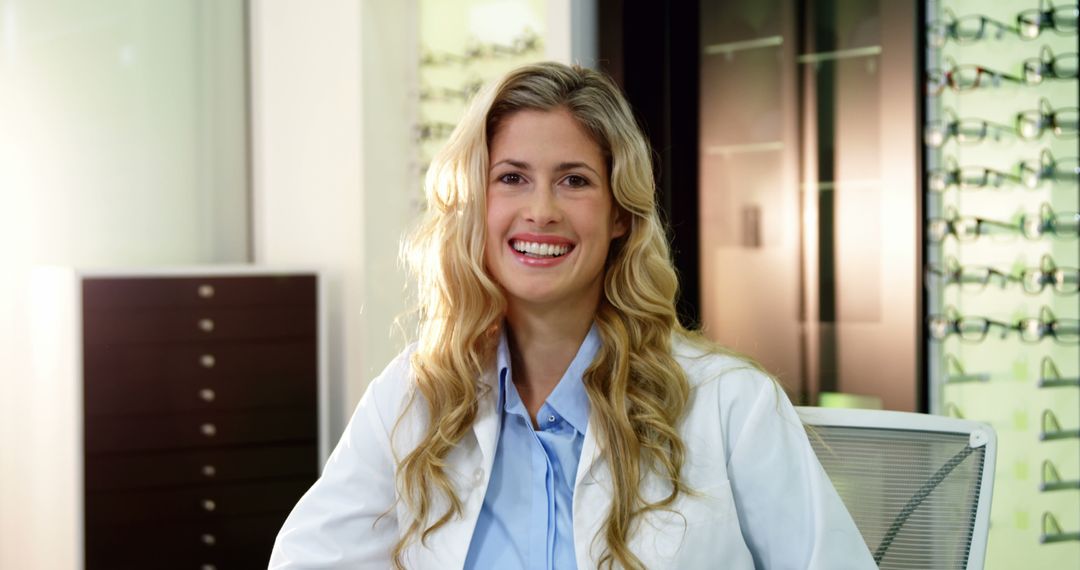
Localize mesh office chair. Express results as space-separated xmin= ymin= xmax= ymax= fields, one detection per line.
xmin=797 ymin=407 xmax=996 ymax=570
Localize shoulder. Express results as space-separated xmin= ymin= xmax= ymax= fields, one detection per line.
xmin=671 ymin=333 xmax=798 ymax=441
xmin=671 ymin=333 xmax=778 ymax=402
xmin=361 ymin=342 xmax=420 ymax=414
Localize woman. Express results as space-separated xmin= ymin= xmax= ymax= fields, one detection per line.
xmin=270 ymin=62 xmax=874 ymax=569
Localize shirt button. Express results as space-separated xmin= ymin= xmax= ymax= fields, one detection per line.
xmin=548 ymin=415 xmax=556 ymax=423
xmin=472 ymin=468 xmax=484 ymax=488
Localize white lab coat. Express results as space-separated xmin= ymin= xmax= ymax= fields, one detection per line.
xmin=270 ymin=337 xmax=876 ymax=569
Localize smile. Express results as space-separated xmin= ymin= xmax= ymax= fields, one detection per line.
xmin=511 ymin=239 xmax=573 ymax=258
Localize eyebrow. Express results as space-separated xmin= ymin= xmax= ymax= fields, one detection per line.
xmin=491 ymin=159 xmax=601 ymax=178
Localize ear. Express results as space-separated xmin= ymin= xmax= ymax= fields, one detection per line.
xmin=611 ymin=208 xmax=629 ymax=239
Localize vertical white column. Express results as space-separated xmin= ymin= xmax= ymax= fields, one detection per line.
xmin=249 ymin=0 xmax=418 ymax=440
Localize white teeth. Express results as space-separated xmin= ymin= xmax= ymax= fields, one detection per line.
xmin=511 ymin=240 xmax=571 ymax=257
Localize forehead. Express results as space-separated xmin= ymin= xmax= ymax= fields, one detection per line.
xmin=488 ymin=108 xmax=605 ymax=170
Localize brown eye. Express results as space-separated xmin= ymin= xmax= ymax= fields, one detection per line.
xmin=499 ymin=173 xmax=523 ymax=185
xmin=564 ymin=175 xmax=589 ymax=188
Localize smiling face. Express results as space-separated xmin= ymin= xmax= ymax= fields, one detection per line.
xmin=484 ymin=107 xmax=627 ymax=314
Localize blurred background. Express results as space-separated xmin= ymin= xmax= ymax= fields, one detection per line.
xmin=0 ymin=0 xmax=1076 ymax=568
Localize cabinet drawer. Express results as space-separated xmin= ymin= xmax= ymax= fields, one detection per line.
xmin=83 ymin=275 xmax=316 ymax=310
xmin=85 ymin=511 xmax=288 ymax=569
xmin=86 ymin=444 xmax=319 ymax=491
xmin=84 ymin=341 xmax=316 ymax=384
xmin=84 ymin=369 xmax=316 ymax=415
xmin=84 ymin=305 xmax=315 ymax=345
xmin=85 ymin=477 xmax=312 ymax=526
xmin=86 ymin=410 xmax=316 ymax=453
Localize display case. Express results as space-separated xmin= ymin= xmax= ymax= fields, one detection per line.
xmin=923 ymin=0 xmax=1080 ymax=567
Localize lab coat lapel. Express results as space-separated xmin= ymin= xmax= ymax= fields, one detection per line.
xmin=572 ymin=415 xmax=609 ymax=568
xmin=472 ymin=366 xmax=501 ymax=467
xmin=411 ymin=368 xmax=502 ymax=569
xmin=575 ymin=411 xmax=607 ymax=489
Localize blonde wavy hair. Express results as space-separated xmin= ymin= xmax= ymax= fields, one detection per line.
xmin=397 ymin=61 xmax=696 ymax=569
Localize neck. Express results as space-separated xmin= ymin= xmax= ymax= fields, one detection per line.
xmin=505 ymin=294 xmax=599 ymax=422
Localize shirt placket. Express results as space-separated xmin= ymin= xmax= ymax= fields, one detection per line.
xmin=527 ymin=403 xmax=558 ymax=570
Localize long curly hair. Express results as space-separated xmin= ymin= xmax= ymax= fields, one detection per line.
xmin=397 ymin=61 xmax=693 ymax=569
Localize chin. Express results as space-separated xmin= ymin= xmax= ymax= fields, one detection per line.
xmin=506 ymin=288 xmax=560 ymax=306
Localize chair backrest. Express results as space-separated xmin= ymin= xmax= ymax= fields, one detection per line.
xmin=796 ymin=407 xmax=996 ymax=570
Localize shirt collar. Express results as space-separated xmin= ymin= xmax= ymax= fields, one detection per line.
xmin=496 ymin=323 xmax=599 ymax=435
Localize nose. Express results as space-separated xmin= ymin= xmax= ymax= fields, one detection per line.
xmin=524 ymin=185 xmax=561 ymax=226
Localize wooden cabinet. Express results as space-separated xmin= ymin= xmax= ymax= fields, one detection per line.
xmin=32 ymin=269 xmax=325 ymax=569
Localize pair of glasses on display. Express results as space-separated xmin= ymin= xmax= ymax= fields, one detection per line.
xmin=415 ymin=121 xmax=457 ymax=142
xmin=924 ymin=254 xmax=1080 ymax=294
xmin=1040 ymin=459 xmax=1080 ymax=492
xmin=926 ymin=207 xmax=1018 ymax=242
xmin=1018 ymin=148 xmax=1080 ymax=187
xmin=928 ymin=3 xmax=1079 ymax=46
xmin=1018 ymin=306 xmax=1080 ymax=343
xmin=926 ymin=60 xmax=1023 ymax=95
xmin=1016 ymin=98 xmax=1080 ymax=139
xmin=1022 ymin=46 xmax=1080 ymax=84
xmin=927 ymin=156 xmax=1019 ymax=192
xmin=1020 ymin=203 xmax=1080 ymax=239
xmin=927 ymin=306 xmax=1013 ymax=342
xmin=1039 ymin=356 xmax=1080 ymax=387
xmin=924 ymin=108 xmax=1014 ymax=147
xmin=927 ymin=9 xmax=1014 ymax=48
xmin=927 ymin=152 xmax=1080 ymax=191
xmin=927 ymin=53 xmax=1077 ymax=95
xmin=928 ymin=305 xmax=1080 ymax=344
xmin=927 ymin=204 xmax=1080 ymax=242
xmin=1018 ymin=0 xmax=1080 ymax=40
xmin=925 ymin=102 xmax=1080 ymax=144
xmin=419 ymin=79 xmax=484 ymax=103
xmin=420 ymin=30 xmax=542 ymax=67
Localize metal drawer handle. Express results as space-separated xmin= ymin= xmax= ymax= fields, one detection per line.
xmin=202 ymin=565 xmax=217 ymax=570
xmin=198 ymin=318 xmax=215 ymax=333
xmin=198 ymin=284 xmax=215 ymax=299
xmin=200 ymin=533 xmax=216 ymax=546
xmin=202 ymin=499 xmax=217 ymax=512
xmin=199 ymin=389 xmax=216 ymax=403
xmin=201 ymin=464 xmax=216 ymax=478
xmin=199 ymin=354 xmax=216 ymax=368
xmin=200 ymin=423 xmax=217 ymax=437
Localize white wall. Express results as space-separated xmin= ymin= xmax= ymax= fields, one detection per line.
xmin=249 ymin=0 xmax=418 ymax=438
xmin=0 ymin=1 xmax=249 ymax=566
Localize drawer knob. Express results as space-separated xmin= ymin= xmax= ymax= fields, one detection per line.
xmin=202 ymin=499 xmax=217 ymax=512
xmin=201 ymin=464 xmax=217 ymax=478
xmin=199 ymin=389 xmax=216 ymax=402
xmin=198 ymin=284 xmax=215 ymax=299
xmin=200 ymin=533 xmax=216 ymax=546
xmin=200 ymin=423 xmax=217 ymax=437
xmin=198 ymin=318 xmax=215 ymax=333
xmin=199 ymin=354 xmax=216 ymax=368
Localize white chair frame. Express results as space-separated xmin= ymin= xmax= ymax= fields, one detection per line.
xmin=796 ymin=407 xmax=997 ymax=570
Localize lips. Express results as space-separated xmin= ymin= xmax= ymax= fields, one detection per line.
xmin=507 ymin=234 xmax=575 ymax=265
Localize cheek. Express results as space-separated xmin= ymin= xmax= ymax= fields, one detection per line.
xmin=485 ymin=203 xmax=502 ymax=245
xmin=484 ymin=197 xmax=509 ymax=261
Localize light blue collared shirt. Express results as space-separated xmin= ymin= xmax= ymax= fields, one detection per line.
xmin=463 ymin=324 xmax=599 ymax=570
